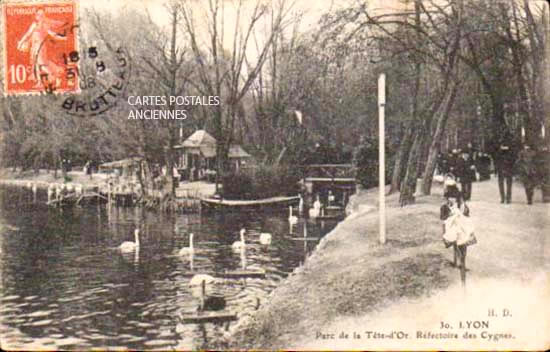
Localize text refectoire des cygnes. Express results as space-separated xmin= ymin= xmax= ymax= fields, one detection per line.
xmin=127 ymin=95 xmax=220 ymax=120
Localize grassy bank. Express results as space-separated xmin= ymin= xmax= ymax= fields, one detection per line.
xmin=218 ymin=176 xmax=549 ymax=350
xmin=214 ymin=184 xmax=458 ymax=350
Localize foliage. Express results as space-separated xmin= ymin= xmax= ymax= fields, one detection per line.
xmin=352 ymin=137 xmax=394 ymax=189
xmin=222 ymin=164 xmax=301 ymax=200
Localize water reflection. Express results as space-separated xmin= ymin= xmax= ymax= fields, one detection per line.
xmin=0 ymin=185 xmax=339 ymax=350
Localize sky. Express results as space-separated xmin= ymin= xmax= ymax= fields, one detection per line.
xmin=78 ymin=0 xmax=407 ymax=60
xmin=81 ymin=0 xmax=347 ymax=33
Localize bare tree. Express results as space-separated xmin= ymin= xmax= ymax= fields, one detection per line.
xmin=177 ymin=0 xmax=296 ymax=191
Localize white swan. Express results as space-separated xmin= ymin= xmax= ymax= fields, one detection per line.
xmin=288 ymin=206 xmax=298 ymax=225
xmin=179 ymin=233 xmax=194 ymax=256
xmin=232 ymin=229 xmax=246 ymax=251
xmin=309 ymin=196 xmax=322 ymax=218
xmin=119 ymin=228 xmax=140 ymax=252
xmin=328 ymin=191 xmax=335 ymax=206
xmin=47 ymin=185 xmax=55 ymax=199
xmin=259 ymin=232 xmax=272 ymax=246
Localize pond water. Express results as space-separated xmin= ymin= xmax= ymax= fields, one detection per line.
xmin=0 ymin=186 xmax=339 ymax=350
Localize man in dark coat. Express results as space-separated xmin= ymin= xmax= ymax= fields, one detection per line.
xmin=448 ymin=149 xmax=460 ymax=177
xmin=464 ymin=143 xmax=477 ymax=164
xmin=517 ymin=144 xmax=538 ymax=205
xmin=476 ymin=152 xmax=492 ymax=181
xmin=437 ymin=152 xmax=450 ymax=175
xmin=493 ymin=133 xmax=518 ymax=204
xmin=457 ymin=149 xmax=476 ymax=201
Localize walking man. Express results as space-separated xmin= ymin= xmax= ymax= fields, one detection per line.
xmin=493 ymin=132 xmax=518 ymax=204
xmin=517 ymin=144 xmax=537 ymax=205
xmin=457 ymin=149 xmax=476 ymax=201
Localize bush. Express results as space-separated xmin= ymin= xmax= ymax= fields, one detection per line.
xmin=222 ymin=164 xmax=301 ymax=200
xmin=221 ymin=172 xmax=254 ymax=199
xmin=353 ymin=141 xmax=394 ymax=189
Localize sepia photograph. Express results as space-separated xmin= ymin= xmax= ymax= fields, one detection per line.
xmin=0 ymin=0 xmax=549 ymax=350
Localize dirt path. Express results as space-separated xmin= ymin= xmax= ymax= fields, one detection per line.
xmin=226 ymin=178 xmax=550 ymax=350
xmin=298 ymin=179 xmax=550 ymax=350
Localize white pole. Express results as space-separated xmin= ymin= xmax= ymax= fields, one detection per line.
xmin=378 ymin=73 xmax=386 ymax=245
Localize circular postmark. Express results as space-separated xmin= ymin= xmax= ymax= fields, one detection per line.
xmin=42 ymin=42 xmax=132 ymax=117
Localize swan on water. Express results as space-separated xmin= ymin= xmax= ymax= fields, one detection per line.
xmin=232 ymin=229 xmax=246 ymax=251
xmin=119 ymin=228 xmax=140 ymax=252
xmin=179 ymin=233 xmax=194 ymax=256
xmin=259 ymin=232 xmax=272 ymax=246
xmin=309 ymin=195 xmax=322 ymax=218
xmin=47 ymin=185 xmax=54 ymax=198
xmin=328 ymin=190 xmax=335 ymax=206
xmin=288 ymin=206 xmax=298 ymax=225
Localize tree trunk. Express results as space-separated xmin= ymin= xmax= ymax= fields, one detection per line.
xmin=422 ymin=80 xmax=460 ymax=195
xmin=54 ymin=155 xmax=59 ymax=178
xmin=399 ymin=129 xmax=425 ymax=206
xmin=137 ymin=160 xmax=154 ymax=197
xmin=389 ymin=123 xmax=415 ymax=193
xmin=393 ymin=0 xmax=423 ymax=199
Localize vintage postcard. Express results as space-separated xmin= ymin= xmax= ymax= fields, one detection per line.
xmin=0 ymin=0 xmax=549 ymax=350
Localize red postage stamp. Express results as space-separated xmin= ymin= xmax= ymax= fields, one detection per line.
xmin=2 ymin=0 xmax=78 ymax=95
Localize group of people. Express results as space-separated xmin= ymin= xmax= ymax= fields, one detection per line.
xmin=437 ymin=143 xmax=480 ymax=201
xmin=492 ymin=133 xmax=549 ymax=205
xmin=437 ymin=136 xmax=548 ymax=205
xmin=438 ymin=134 xmax=549 ymax=287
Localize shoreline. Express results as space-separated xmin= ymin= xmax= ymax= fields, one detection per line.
xmin=217 ymin=178 xmax=550 ymax=350
xmin=2 ymin=170 xmax=548 ymax=349
xmin=0 ymin=168 xmax=216 ymax=200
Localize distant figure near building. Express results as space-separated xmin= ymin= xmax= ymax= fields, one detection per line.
xmin=517 ymin=144 xmax=537 ymax=205
xmin=493 ymin=133 xmax=517 ymax=204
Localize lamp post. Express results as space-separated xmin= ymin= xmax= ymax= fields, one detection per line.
xmin=378 ymin=73 xmax=386 ymax=244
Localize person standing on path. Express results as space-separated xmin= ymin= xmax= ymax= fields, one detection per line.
xmin=517 ymin=144 xmax=538 ymax=205
xmin=493 ymin=132 xmax=518 ymax=204
xmin=457 ymin=149 xmax=476 ymax=201
xmin=476 ymin=152 xmax=492 ymax=181
xmin=437 ymin=152 xmax=450 ymax=175
xmin=440 ymin=193 xmax=476 ymax=286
